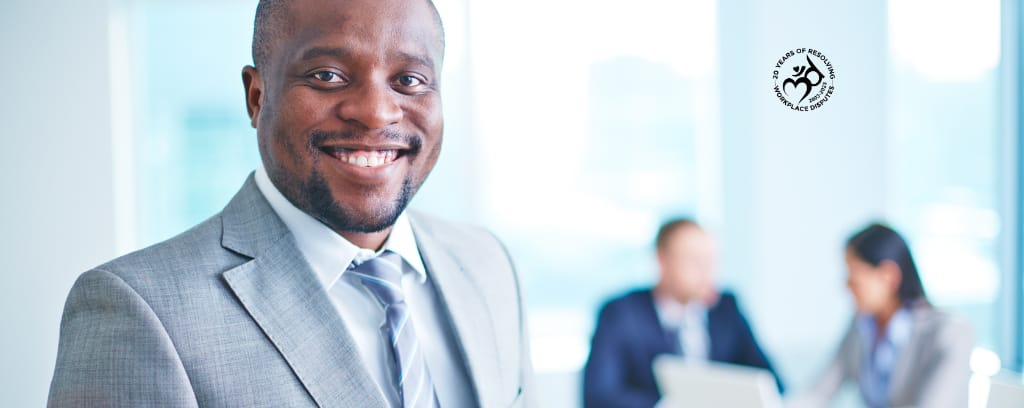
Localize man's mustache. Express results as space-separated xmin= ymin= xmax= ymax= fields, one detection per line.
xmin=309 ymin=129 xmax=423 ymax=153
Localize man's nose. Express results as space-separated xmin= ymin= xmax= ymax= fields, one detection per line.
xmin=337 ymin=81 xmax=403 ymax=129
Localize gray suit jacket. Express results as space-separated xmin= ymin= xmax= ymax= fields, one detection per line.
xmin=792 ymin=306 xmax=973 ymax=408
xmin=49 ymin=175 xmax=534 ymax=407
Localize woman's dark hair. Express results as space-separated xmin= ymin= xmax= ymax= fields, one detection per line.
xmin=846 ymin=223 xmax=929 ymax=304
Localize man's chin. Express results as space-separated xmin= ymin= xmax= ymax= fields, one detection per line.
xmin=322 ymin=190 xmax=413 ymax=231
xmin=319 ymin=207 xmax=402 ymax=234
xmin=304 ymin=169 xmax=418 ymax=235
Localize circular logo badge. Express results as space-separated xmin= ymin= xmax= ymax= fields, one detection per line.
xmin=773 ymin=48 xmax=836 ymax=111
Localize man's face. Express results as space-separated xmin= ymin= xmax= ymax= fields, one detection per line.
xmin=657 ymin=226 xmax=717 ymax=303
xmin=244 ymin=0 xmax=444 ymax=235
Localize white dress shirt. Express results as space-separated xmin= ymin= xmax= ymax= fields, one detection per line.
xmin=255 ymin=167 xmax=472 ymax=407
xmin=653 ymin=293 xmax=710 ymax=361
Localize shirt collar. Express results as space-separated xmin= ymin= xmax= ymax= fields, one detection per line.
xmin=857 ymin=306 xmax=914 ymax=348
xmin=652 ymin=291 xmax=708 ymax=329
xmin=253 ymin=166 xmax=427 ymax=290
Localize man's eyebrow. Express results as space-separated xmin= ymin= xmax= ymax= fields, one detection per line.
xmin=300 ymin=47 xmax=351 ymax=61
xmin=394 ymin=51 xmax=436 ymax=69
xmin=298 ymin=47 xmax=436 ymax=69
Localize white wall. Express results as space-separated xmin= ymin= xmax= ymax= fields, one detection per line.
xmin=718 ymin=0 xmax=889 ymax=391
xmin=0 ymin=1 xmax=116 ymax=406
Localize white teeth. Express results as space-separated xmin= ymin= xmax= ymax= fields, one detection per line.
xmin=333 ymin=149 xmax=398 ymax=168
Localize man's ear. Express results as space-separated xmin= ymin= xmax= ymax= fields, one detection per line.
xmin=655 ymin=249 xmax=668 ymax=270
xmin=242 ymin=66 xmax=264 ymax=129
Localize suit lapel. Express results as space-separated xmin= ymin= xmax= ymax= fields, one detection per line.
xmin=706 ymin=307 xmax=723 ymax=361
xmin=409 ymin=214 xmax=498 ymax=407
xmin=220 ymin=176 xmax=384 ymax=408
xmin=888 ymin=308 xmax=928 ymax=402
xmin=640 ymin=291 xmax=680 ymax=355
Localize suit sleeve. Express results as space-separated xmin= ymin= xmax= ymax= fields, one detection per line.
xmin=582 ymin=302 xmax=659 ymax=408
xmin=48 ymin=269 xmax=199 ymax=408
xmin=727 ymin=295 xmax=787 ymax=393
xmin=915 ymin=318 xmax=973 ymax=408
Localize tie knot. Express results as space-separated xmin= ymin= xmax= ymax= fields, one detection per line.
xmin=350 ymin=251 xmax=406 ymax=306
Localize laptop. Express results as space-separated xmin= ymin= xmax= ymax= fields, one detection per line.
xmin=653 ymin=355 xmax=783 ymax=408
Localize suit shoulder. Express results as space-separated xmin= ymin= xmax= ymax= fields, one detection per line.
xmin=916 ymin=307 xmax=974 ymax=346
xmin=709 ymin=290 xmax=740 ymax=314
xmin=718 ymin=291 xmax=738 ymax=305
xmin=407 ymin=210 xmax=506 ymax=253
xmin=408 ymin=210 xmax=496 ymax=238
xmin=92 ymin=213 xmax=240 ymax=285
xmin=598 ymin=289 xmax=652 ymax=316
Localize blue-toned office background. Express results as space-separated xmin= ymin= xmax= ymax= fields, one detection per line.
xmin=1 ymin=0 xmax=1021 ymax=407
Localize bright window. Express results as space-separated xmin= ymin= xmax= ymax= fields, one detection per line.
xmin=458 ymin=0 xmax=720 ymax=372
xmin=886 ymin=0 xmax=1005 ymax=354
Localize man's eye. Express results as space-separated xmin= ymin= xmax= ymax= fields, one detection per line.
xmin=397 ymin=75 xmax=423 ymax=87
xmin=312 ymin=71 xmax=343 ymax=83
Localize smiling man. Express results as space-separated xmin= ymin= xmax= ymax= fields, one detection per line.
xmin=48 ymin=0 xmax=533 ymax=407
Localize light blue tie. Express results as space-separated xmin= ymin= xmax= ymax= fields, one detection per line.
xmin=350 ymin=251 xmax=440 ymax=408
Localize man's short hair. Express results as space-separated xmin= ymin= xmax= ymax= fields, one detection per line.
xmin=252 ymin=0 xmax=288 ymax=70
xmin=251 ymin=0 xmax=445 ymax=70
xmin=655 ymin=217 xmax=700 ymax=251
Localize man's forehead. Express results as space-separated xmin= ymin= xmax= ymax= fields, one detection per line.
xmin=282 ymin=0 xmax=443 ymax=56
xmin=670 ymin=224 xmax=706 ymax=240
xmin=665 ymin=226 xmax=713 ymax=250
xmin=285 ymin=0 xmax=437 ymax=20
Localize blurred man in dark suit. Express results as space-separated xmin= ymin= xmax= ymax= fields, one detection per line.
xmin=583 ymin=218 xmax=784 ymax=408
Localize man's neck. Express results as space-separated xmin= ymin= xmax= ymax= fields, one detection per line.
xmin=340 ymin=228 xmax=393 ymax=251
xmin=653 ymin=284 xmax=695 ymax=306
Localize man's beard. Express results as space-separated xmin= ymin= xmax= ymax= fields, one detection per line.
xmin=275 ymin=128 xmax=425 ymax=234
xmin=264 ymin=127 xmax=433 ymax=235
xmin=303 ymin=167 xmax=416 ymax=234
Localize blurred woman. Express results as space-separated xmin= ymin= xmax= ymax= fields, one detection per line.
xmin=790 ymin=223 xmax=974 ymax=408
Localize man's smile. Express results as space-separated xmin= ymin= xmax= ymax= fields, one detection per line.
xmin=320 ymin=146 xmax=405 ymax=168
xmin=316 ymin=143 xmax=415 ymax=184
